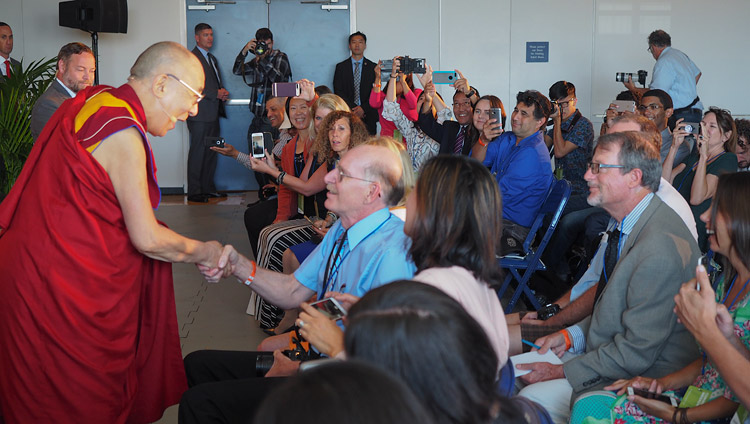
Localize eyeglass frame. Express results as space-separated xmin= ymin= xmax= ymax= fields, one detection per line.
xmin=336 ymin=168 xmax=378 ymax=184
xmin=452 ymin=100 xmax=473 ymax=109
xmin=587 ymin=162 xmax=626 ymax=174
xmin=166 ymin=73 xmax=204 ymax=103
xmin=637 ymin=104 xmax=663 ymax=112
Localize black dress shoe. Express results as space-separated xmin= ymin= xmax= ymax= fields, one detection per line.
xmin=206 ymin=192 xmax=228 ymax=198
xmin=187 ymin=194 xmax=209 ymax=203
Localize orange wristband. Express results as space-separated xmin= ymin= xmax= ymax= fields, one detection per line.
xmin=243 ymin=260 xmax=257 ymax=286
xmin=478 ymin=138 xmax=488 ymax=147
xmin=560 ymin=329 xmax=572 ymax=351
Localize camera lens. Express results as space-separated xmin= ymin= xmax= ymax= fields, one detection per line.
xmin=684 ymin=124 xmax=693 ymax=132
xmin=255 ymin=353 xmax=275 ymax=377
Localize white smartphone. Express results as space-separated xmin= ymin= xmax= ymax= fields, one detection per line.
xmin=309 ymin=297 xmax=347 ymax=320
xmin=251 ymin=133 xmax=265 ymax=158
xmin=610 ymin=100 xmax=636 ymax=113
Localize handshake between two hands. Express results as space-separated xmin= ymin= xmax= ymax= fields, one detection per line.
xmin=197 ymin=243 xmax=242 ymax=283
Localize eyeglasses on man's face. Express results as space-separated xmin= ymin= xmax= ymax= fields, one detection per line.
xmin=335 ymin=168 xmax=377 ymax=184
xmin=637 ymin=104 xmax=663 ymax=112
xmin=166 ymin=73 xmax=204 ymax=103
xmin=587 ymin=162 xmax=625 ymax=174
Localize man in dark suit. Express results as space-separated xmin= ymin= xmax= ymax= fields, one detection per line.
xmin=418 ymin=72 xmax=481 ymax=155
xmin=0 ymin=22 xmax=20 ymax=78
xmin=333 ymin=32 xmax=377 ymax=135
xmin=31 ymin=42 xmax=96 ymax=140
xmin=187 ymin=23 xmax=230 ymax=203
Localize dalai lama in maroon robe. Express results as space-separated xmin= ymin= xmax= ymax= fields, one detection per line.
xmin=0 ymin=42 xmax=223 ymax=423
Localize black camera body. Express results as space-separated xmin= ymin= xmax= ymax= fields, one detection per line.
xmin=615 ymin=70 xmax=648 ymax=86
xmin=255 ymin=329 xmax=319 ymax=376
xmin=254 ymin=40 xmax=268 ymax=56
xmin=537 ymin=303 xmax=561 ymax=321
xmin=380 ymin=56 xmax=426 ymax=75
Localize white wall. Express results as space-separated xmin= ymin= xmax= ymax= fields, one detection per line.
xmin=9 ymin=0 xmax=750 ymax=190
xmin=11 ymin=0 xmax=189 ymax=189
xmin=357 ymin=0 xmax=750 ymax=129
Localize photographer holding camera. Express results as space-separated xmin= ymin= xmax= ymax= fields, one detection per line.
xmin=623 ymin=29 xmax=703 ymax=129
xmin=233 ymin=28 xmax=292 ymax=142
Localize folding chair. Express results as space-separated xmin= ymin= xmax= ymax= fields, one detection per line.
xmin=497 ymin=179 xmax=571 ymax=313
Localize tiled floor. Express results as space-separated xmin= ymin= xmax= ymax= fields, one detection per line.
xmin=154 ymin=192 xmax=267 ymax=424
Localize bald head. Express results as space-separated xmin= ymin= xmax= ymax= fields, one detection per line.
xmin=129 ymin=41 xmax=202 ymax=83
xmin=358 ymin=145 xmax=404 ymax=207
xmin=126 ymin=42 xmax=204 ymax=137
xmin=609 ymin=114 xmax=661 ymax=151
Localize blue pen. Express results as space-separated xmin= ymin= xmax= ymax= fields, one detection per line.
xmin=522 ymin=339 xmax=541 ymax=350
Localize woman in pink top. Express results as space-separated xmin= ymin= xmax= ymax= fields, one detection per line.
xmin=370 ymin=58 xmax=422 ymax=141
xmin=405 ymin=154 xmax=510 ymax=367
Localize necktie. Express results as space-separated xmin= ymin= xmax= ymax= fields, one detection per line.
xmin=454 ymin=126 xmax=466 ymax=154
xmin=322 ymin=229 xmax=349 ymax=298
xmin=208 ymin=53 xmax=221 ymax=85
xmin=4 ymin=59 xmax=10 ymax=77
xmin=593 ymin=228 xmax=621 ymax=306
xmin=353 ymin=61 xmax=361 ymax=106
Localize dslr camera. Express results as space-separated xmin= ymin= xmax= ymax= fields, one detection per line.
xmin=255 ymin=328 xmax=319 ymax=376
xmin=252 ymin=40 xmax=268 ymax=56
xmin=537 ymin=303 xmax=561 ymax=321
xmin=380 ymin=56 xmax=426 ymax=74
xmin=615 ymin=70 xmax=648 ymax=86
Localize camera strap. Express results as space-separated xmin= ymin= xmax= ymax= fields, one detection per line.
xmin=561 ymin=110 xmax=582 ymax=136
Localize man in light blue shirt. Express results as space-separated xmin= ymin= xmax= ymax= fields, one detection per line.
xmin=624 ymin=29 xmax=703 ymax=129
xmin=216 ymin=143 xmax=414 ymax=313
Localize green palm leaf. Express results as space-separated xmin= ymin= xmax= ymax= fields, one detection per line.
xmin=0 ymin=57 xmax=57 ymax=196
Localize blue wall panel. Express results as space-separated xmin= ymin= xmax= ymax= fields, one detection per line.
xmin=187 ymin=0 xmax=350 ymax=191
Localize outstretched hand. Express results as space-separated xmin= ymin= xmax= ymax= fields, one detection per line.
xmin=417 ymin=65 xmax=433 ymax=88
xmin=249 ymin=150 xmax=279 ymax=175
xmin=298 ymin=79 xmax=316 ymax=102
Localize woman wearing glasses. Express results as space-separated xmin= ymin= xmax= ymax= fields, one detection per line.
xmin=663 ymin=107 xmax=738 ymax=251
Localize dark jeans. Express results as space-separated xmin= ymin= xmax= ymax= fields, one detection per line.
xmin=542 ymin=197 xmax=609 ymax=278
xmin=244 ymin=198 xmax=277 ymax=257
xmin=179 ymin=350 xmax=288 ymax=424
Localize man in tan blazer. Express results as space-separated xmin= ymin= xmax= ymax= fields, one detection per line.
xmin=516 ymin=131 xmax=700 ymax=423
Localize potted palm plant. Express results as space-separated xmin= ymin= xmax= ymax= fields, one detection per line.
xmin=0 ymin=58 xmax=57 ymax=199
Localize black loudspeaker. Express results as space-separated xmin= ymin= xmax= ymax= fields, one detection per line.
xmin=59 ymin=0 xmax=128 ymax=33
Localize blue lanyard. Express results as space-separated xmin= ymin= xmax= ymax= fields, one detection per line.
xmin=318 ymin=214 xmax=392 ymax=300
xmin=676 ymin=152 xmax=726 ymax=192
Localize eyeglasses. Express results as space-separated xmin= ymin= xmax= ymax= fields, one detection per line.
xmin=647 ymin=46 xmax=653 ymax=53
xmin=637 ymin=104 xmax=663 ymax=112
xmin=588 ymin=162 xmax=625 ymax=174
xmin=555 ymin=97 xmax=575 ymax=107
xmin=452 ymin=101 xmax=472 ymax=108
xmin=166 ymin=73 xmax=204 ymax=103
xmin=336 ymin=168 xmax=377 ymax=184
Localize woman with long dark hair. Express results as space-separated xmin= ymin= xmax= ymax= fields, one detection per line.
xmin=663 ymin=107 xmax=738 ymax=251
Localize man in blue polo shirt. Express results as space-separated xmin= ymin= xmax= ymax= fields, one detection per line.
xmin=472 ymin=90 xmax=554 ymax=253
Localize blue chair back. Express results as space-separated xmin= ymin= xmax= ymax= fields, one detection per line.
xmin=497 ymin=179 xmax=571 ymax=312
